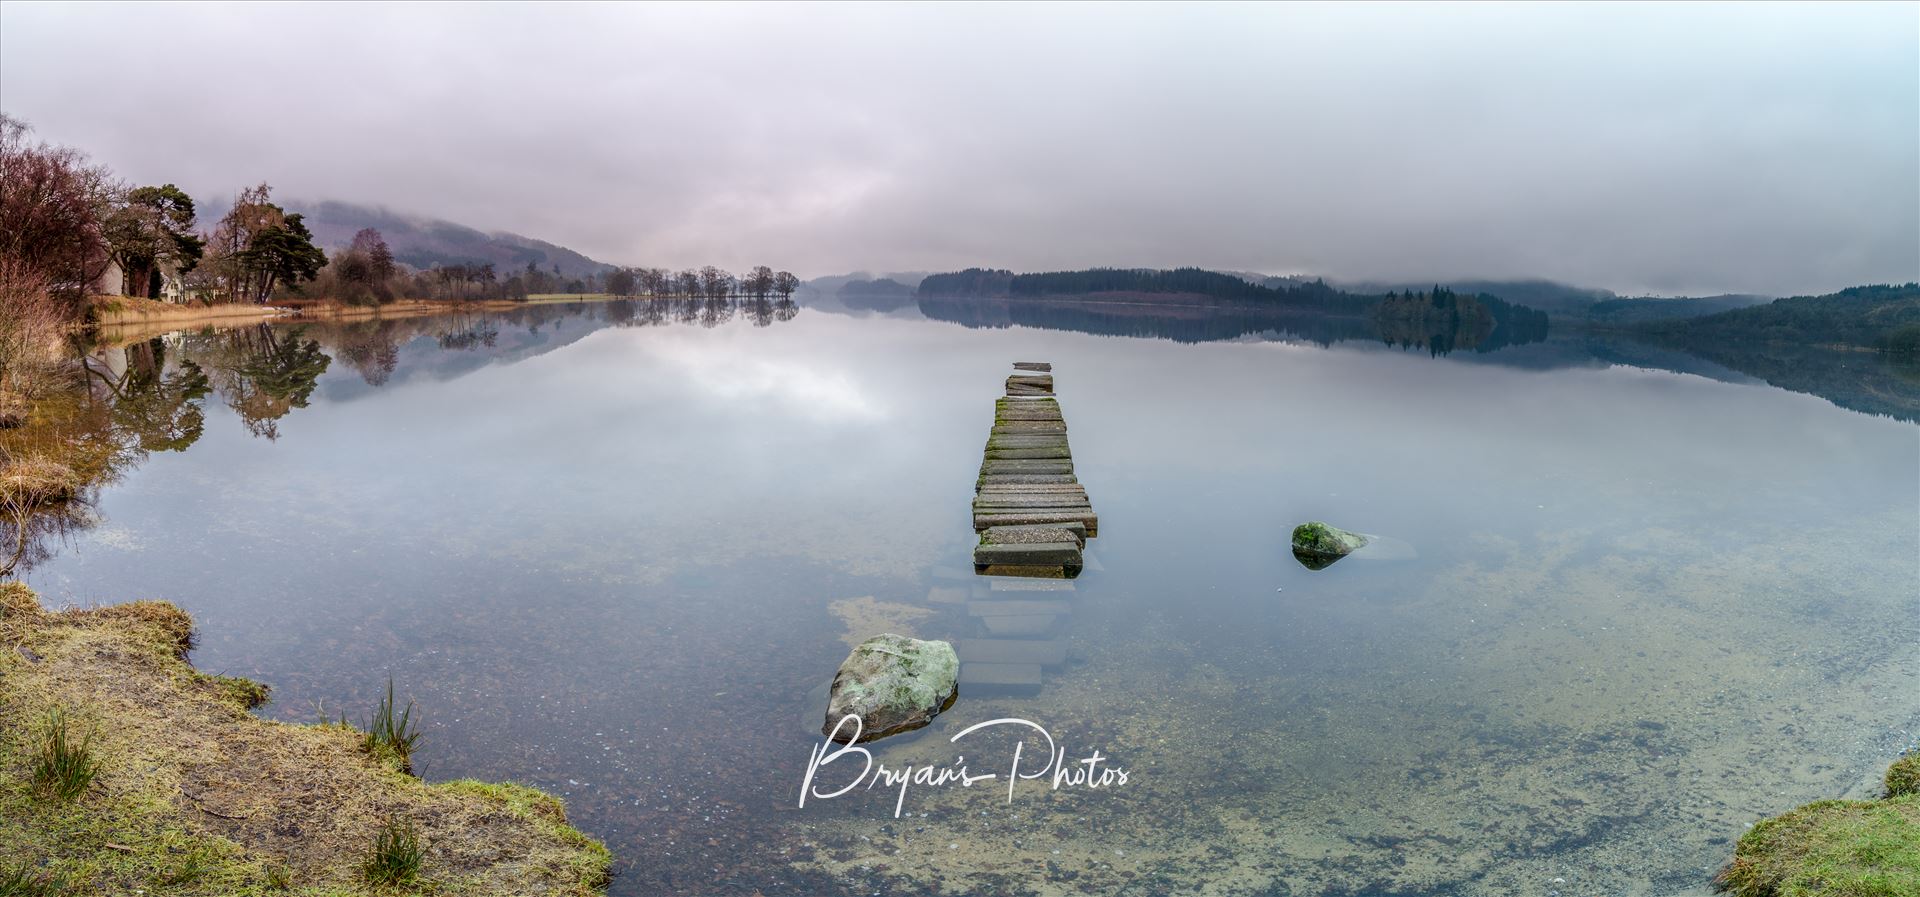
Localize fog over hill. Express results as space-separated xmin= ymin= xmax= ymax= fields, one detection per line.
xmin=286 ymin=200 xmax=613 ymax=279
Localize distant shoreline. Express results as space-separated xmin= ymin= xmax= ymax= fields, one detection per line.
xmin=87 ymin=295 xmax=618 ymax=345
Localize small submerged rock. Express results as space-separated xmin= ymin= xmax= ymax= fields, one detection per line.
xmin=822 ymin=633 xmax=959 ymax=743
xmin=1291 ymin=521 xmax=1370 ymax=570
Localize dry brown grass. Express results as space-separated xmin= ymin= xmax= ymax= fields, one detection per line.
xmin=0 ymin=457 xmax=79 ymax=506
xmin=0 ymin=260 xmax=70 ymax=405
xmin=0 ymin=583 xmax=610 ymax=895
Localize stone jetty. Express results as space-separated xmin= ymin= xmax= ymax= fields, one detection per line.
xmin=973 ymin=363 xmax=1098 ymax=572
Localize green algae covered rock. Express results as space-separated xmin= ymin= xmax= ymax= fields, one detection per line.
xmin=822 ymin=634 xmax=959 ymax=744
xmin=1291 ymin=521 xmax=1371 ymax=570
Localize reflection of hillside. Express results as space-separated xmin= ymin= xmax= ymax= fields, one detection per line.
xmin=918 ymin=295 xmax=1381 ymax=346
xmin=1647 ymin=340 xmax=1920 ymax=424
xmin=917 ymin=296 xmax=1918 ymax=425
xmin=916 ymin=294 xmax=1549 ymax=354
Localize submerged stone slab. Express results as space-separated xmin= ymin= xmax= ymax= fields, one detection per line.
xmin=980 ymin=466 xmax=1075 ymax=481
xmin=973 ymin=542 xmax=1083 ymax=567
xmin=987 ymin=576 xmax=1077 ymax=592
xmin=991 ymin=421 xmax=1069 ymax=432
xmin=926 ymin=585 xmax=969 ymax=605
xmin=984 ymin=447 xmax=1074 ymax=460
xmin=981 ymin=524 xmax=1084 ymax=546
xmin=959 ymin=638 xmax=1068 ymax=666
xmin=821 ymin=634 xmax=959 ymax=744
xmin=973 ymin=496 xmax=1093 ymax=510
xmin=979 ymin=614 xmax=1061 ymax=636
xmin=985 ymin=437 xmax=1072 ymax=450
xmin=978 ymin=564 xmax=1079 ymax=579
xmin=960 ymin=662 xmax=1043 ymax=693
xmin=967 ymin=599 xmax=1071 ymax=617
xmin=1012 ymin=362 xmax=1052 ymax=372
xmin=974 ymin=510 xmax=1098 ymax=534
xmin=976 ymin=474 xmax=1081 ymax=488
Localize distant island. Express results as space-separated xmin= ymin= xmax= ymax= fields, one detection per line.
xmin=915 ymin=266 xmax=1551 ymax=354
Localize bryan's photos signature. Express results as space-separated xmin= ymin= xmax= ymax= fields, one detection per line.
xmin=800 ymin=716 xmax=1130 ymax=817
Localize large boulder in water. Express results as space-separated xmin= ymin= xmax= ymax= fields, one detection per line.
xmin=822 ymin=634 xmax=959 ymax=743
xmin=1291 ymin=521 xmax=1370 ymax=570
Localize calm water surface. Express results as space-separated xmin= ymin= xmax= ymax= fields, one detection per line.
xmin=22 ymin=301 xmax=1920 ymax=896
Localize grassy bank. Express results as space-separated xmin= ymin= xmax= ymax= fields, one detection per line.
xmin=0 ymin=583 xmax=610 ymax=896
xmin=88 ymin=296 xmax=538 ymax=347
xmin=1717 ymin=753 xmax=1920 ymax=896
xmin=88 ymin=295 xmax=289 ymax=331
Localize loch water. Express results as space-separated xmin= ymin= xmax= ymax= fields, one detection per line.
xmin=20 ymin=298 xmax=1919 ymax=896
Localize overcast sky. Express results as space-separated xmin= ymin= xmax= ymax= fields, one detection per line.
xmin=2 ymin=2 xmax=1914 ymax=294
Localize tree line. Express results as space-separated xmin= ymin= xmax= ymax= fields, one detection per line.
xmin=0 ymin=110 xmax=800 ymax=315
xmin=602 ymin=265 xmax=799 ymax=301
xmin=917 ymin=266 xmax=1375 ymax=314
xmin=0 ymin=113 xmax=334 ymax=316
xmin=1635 ymin=283 xmax=1920 ymax=352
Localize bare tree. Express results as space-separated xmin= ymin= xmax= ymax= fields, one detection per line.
xmin=606 ymin=267 xmax=637 ymax=297
xmin=699 ymin=266 xmax=733 ymax=301
xmin=745 ymin=265 xmax=774 ymax=300
xmin=773 ymin=271 xmax=800 ymax=300
xmin=0 ymin=114 xmax=113 ymax=312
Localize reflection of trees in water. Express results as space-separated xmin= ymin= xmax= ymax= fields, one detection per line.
xmin=919 ymin=295 xmax=1549 ymax=356
xmin=1 ymin=337 xmax=196 ymax=575
xmin=586 ymin=296 xmax=796 ymax=330
xmin=918 ymin=296 xmax=1380 ymax=346
xmin=2 ymin=300 xmax=802 ymax=575
xmin=85 ymin=337 xmax=213 ymax=453
xmin=200 ymin=326 xmax=331 ymax=440
xmin=337 ymin=321 xmax=403 ymax=386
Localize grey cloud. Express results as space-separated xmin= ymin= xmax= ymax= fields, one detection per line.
xmin=2 ymin=1 xmax=1913 ymax=295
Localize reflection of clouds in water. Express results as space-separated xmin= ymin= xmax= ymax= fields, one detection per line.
xmin=589 ymin=324 xmax=886 ymax=422
xmin=88 ymin=525 xmax=143 ymax=552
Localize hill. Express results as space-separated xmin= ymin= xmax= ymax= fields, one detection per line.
xmin=1639 ymin=283 xmax=1920 ymax=350
xmin=915 ymin=266 xmax=1551 ymax=352
xmin=285 ymin=200 xmax=614 ymax=278
xmin=1587 ymin=294 xmax=1772 ymax=326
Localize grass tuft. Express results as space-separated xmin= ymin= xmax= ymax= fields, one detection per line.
xmin=362 ymin=815 xmax=425 ymax=888
xmin=1887 ymin=752 xmax=1919 ymax=798
xmin=363 ymin=678 xmax=423 ymax=770
xmin=29 ymin=706 xmax=100 ymax=802
xmin=1 ymin=861 xmax=73 ymax=897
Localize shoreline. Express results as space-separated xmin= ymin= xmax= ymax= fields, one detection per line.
xmin=0 ymin=583 xmax=611 ymax=894
xmin=87 ymin=296 xmax=567 ymax=346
